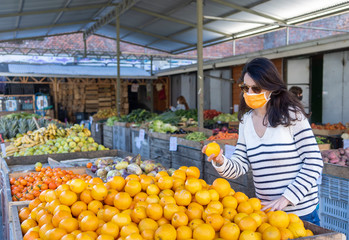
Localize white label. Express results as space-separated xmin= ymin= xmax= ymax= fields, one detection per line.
xmin=343 ymin=139 xmax=349 ymax=149
xmin=225 ymin=144 xmax=236 ymax=159
xmin=135 ymin=138 xmax=141 ymax=149
xmin=89 ymin=116 xmax=93 ymax=125
xmin=1 ymin=143 xmax=6 ymax=157
xmin=139 ymin=129 xmax=145 ymax=141
xmin=96 ymin=123 xmax=99 ymax=132
xmin=169 ymin=137 xmax=178 ymax=151
xmin=234 ymin=104 xmax=239 ymax=112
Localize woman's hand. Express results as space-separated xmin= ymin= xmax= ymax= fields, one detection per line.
xmin=261 ymin=196 xmax=290 ymax=212
xmin=202 ymin=145 xmax=224 ymax=166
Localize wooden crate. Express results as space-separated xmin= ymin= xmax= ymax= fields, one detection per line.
xmin=318 ymin=144 xmax=331 ymax=151
xmin=113 ymin=122 xmax=131 ymax=152
xmin=91 ymin=121 xmax=103 ymax=144
xmin=131 ymin=128 xmax=150 ymax=159
xmin=103 ymin=124 xmax=114 ymax=149
xmin=149 ymin=132 xmax=172 ymax=169
xmin=312 ymin=129 xmax=346 ymax=136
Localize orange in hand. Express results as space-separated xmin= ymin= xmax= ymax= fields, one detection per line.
xmin=205 ymin=142 xmax=221 ymax=157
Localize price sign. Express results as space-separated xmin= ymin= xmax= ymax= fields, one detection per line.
xmin=169 ymin=137 xmax=178 ymax=151
xmin=96 ymin=123 xmax=99 ymax=132
xmin=139 ymin=129 xmax=145 ymax=141
xmin=343 ymin=139 xmax=349 ymax=149
xmin=225 ymin=144 xmax=236 ymax=159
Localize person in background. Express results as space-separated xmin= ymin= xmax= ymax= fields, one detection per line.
xmin=289 ymin=86 xmax=303 ymax=101
xmin=170 ymin=96 xmax=189 ymax=111
xmin=202 ymin=57 xmax=323 ymax=225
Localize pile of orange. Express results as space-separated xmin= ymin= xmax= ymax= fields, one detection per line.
xmin=10 ymin=166 xmax=92 ymax=201
xmin=19 ymin=166 xmax=314 ymax=240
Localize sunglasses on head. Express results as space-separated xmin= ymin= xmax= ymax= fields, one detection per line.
xmin=239 ymin=83 xmax=262 ymax=94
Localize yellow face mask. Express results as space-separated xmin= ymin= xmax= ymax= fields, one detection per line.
xmin=243 ymin=92 xmax=271 ymax=109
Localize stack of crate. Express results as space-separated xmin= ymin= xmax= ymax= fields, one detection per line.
xmin=121 ymin=84 xmax=129 ymax=115
xmin=98 ymin=85 xmax=114 ymax=110
xmin=85 ymin=86 xmax=99 ymax=113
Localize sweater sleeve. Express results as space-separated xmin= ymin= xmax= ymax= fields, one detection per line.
xmin=282 ymin=116 xmax=323 ymax=206
xmin=212 ymin=118 xmax=250 ymax=179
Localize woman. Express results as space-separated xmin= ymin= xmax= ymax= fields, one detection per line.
xmin=289 ymin=86 xmax=303 ymax=101
xmin=203 ymin=57 xmax=323 ymax=225
xmin=170 ymin=96 xmax=189 ymax=111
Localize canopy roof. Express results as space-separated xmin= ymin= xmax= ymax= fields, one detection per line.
xmin=1 ymin=0 xmax=348 ymax=54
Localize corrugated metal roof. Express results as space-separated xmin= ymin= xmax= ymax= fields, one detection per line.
xmin=1 ymin=63 xmax=154 ymax=78
xmin=0 ymin=0 xmax=348 ymax=54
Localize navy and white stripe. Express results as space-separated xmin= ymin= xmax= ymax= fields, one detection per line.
xmin=213 ymin=111 xmax=323 ymax=216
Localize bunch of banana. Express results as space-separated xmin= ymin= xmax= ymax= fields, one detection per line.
xmin=5 ymin=145 xmax=19 ymax=157
xmin=56 ymin=128 xmax=66 ymax=137
xmin=83 ymin=128 xmax=91 ymax=137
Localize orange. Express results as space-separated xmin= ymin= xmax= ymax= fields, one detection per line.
xmin=239 ymin=230 xmax=262 ymax=240
xmin=258 ymin=222 xmax=272 ymax=233
xmin=80 ymin=189 xmax=93 ymax=204
xmin=19 ymin=207 xmax=31 ymax=222
xmin=131 ymin=206 xmax=147 ymax=223
xmin=233 ymin=192 xmax=248 ymax=204
xmin=91 ymin=183 xmax=108 ymax=200
xmin=30 ymin=206 xmax=43 ymax=221
xmin=134 ymin=192 xmax=148 ymax=202
xmin=238 ymin=216 xmax=258 ymax=232
xmin=222 ymin=207 xmax=237 ymax=221
xmin=306 ymin=229 xmax=314 ymax=236
xmin=125 ymin=233 xmax=143 ymax=240
xmin=139 ymin=218 xmax=158 ymax=232
xmin=80 ymin=215 xmax=99 ymax=232
xmin=35 ymin=209 xmax=48 ymax=223
xmin=195 ymin=190 xmax=211 ymax=205
xmin=237 ymin=201 xmax=254 ymax=214
xmin=157 ymin=217 xmax=170 ymax=226
xmin=212 ymin=178 xmax=231 ymax=198
xmin=28 ymin=198 xmax=41 ymax=210
xmin=172 ymin=178 xmax=185 ymax=191
xmin=222 ymin=195 xmax=238 ymax=209
xmin=88 ymin=200 xmax=103 ymax=214
xmin=154 ymin=224 xmax=177 ymax=240
xmin=146 ymin=184 xmax=160 ymax=195
xmin=255 ymin=210 xmax=268 ymax=224
xmin=61 ymin=234 xmax=76 ymax=240
xmin=189 ymin=202 xmax=204 ymax=211
xmin=206 ymin=213 xmax=224 ymax=231
xmin=140 ymin=176 xmax=155 ymax=191
xmin=114 ymin=192 xmax=132 ymax=210
xmin=100 ymin=222 xmax=119 ymax=238
xmin=174 ymin=189 xmax=192 ymax=206
xmin=77 ymin=210 xmax=95 ymax=222
xmin=38 ymin=213 xmax=53 ymax=227
xmin=52 ymin=210 xmax=72 ymax=227
xmin=163 ymin=203 xmax=180 ymax=220
xmin=146 ymin=203 xmax=163 ymax=220
xmin=71 ymin=201 xmax=87 ymax=217
xmin=288 ymin=222 xmax=306 ymax=238
xmin=21 ymin=219 xmax=37 ymax=234
xmin=75 ymin=232 xmax=94 ymax=240
xmin=185 ymin=166 xmax=200 ymax=179
xmin=56 ymin=184 xmax=70 ymax=196
xmin=288 ymin=213 xmax=302 ymax=224
xmin=233 ymin=212 xmax=248 ymax=225
xmin=263 ymin=226 xmax=281 ymax=240
xmin=248 ymin=198 xmax=262 ymax=211
xmin=146 ymin=194 xmax=160 ymax=204
xmin=171 ymin=170 xmax=187 ymax=181
xmin=177 ymin=225 xmax=192 ymax=240
xmin=249 ymin=212 xmax=262 ymax=227
xmin=53 ymin=205 xmax=71 ymax=215
xmin=89 ymin=177 xmax=104 ymax=185
xmin=103 ymin=189 xmax=118 ymax=205
xmin=59 ymin=190 xmax=78 ymax=206
xmin=269 ymin=210 xmax=290 ymax=228
xmin=97 ymin=235 xmax=114 ymax=240
xmin=171 ymin=212 xmax=188 ymax=228
xmin=125 ymin=180 xmax=142 ymax=197
xmin=208 ymin=189 xmax=219 ymax=201
xmin=125 ymin=174 xmax=140 ymax=182
xmin=205 ymin=142 xmax=220 ymax=157
xmin=45 ymin=189 xmax=58 ymax=202
xmin=70 ymin=178 xmax=86 ymax=193
xmin=189 ymin=219 xmax=205 ymax=230
xmin=141 ymin=229 xmax=155 ymax=239
xmin=109 ymin=176 xmax=126 ymax=191
xmin=120 ymin=224 xmax=140 ymax=238
xmin=179 ymin=166 xmax=188 ymax=172
xmin=59 ymin=217 xmax=79 ymax=233
xmin=220 ymin=222 xmax=240 ymax=240
xmin=23 ymin=230 xmax=39 ymax=240
xmin=202 ymin=207 xmax=219 ymax=221
xmin=160 ymin=196 xmax=176 ymax=207
xmin=45 ymin=228 xmax=67 ymax=240
xmin=185 ymin=178 xmax=202 ymax=194
xmin=136 ymin=201 xmax=148 ymax=209
xmin=155 ymin=171 xmax=169 ymax=180
xmin=71 ymin=230 xmax=82 ymax=236
xmin=279 ymin=227 xmax=294 ymax=239
xmin=158 ymin=176 xmax=174 ymax=190
xmin=46 ymin=200 xmax=61 ymax=214
xmin=160 ymin=189 xmax=175 ymax=198
xmin=207 ymin=200 xmax=224 ymax=214
xmin=193 ymin=224 xmax=215 ymax=240
xmin=103 ymin=206 xmax=119 ymax=222
xmin=186 ymin=205 xmax=203 ymax=221
xmin=39 ymin=223 xmax=54 ymax=239
xmin=112 ymin=212 xmax=132 ymax=228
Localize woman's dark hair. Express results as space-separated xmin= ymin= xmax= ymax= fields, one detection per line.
xmin=238 ymin=57 xmax=309 ymax=127
xmin=289 ymin=86 xmax=303 ymax=96
xmin=177 ymin=96 xmax=189 ymax=110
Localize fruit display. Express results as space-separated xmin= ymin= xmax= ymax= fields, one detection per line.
xmin=93 ymin=108 xmax=118 ymax=120
xmin=204 ymin=110 xmax=222 ymax=120
xmin=119 ymin=109 xmax=157 ymax=124
xmin=185 ymin=132 xmax=207 ymax=142
xmin=5 ymin=124 xmax=108 ymax=157
xmin=311 ymin=122 xmax=347 ymax=130
xmin=17 ymin=166 xmax=315 ymax=240
xmin=10 ymin=165 xmax=92 ymax=201
xmin=149 ymin=120 xmax=178 ymax=133
xmin=152 ymin=110 xmax=198 ymax=126
xmin=106 ymin=116 xmax=120 ymax=126
xmin=321 ymin=148 xmax=349 ymax=166
xmin=89 ymin=154 xmax=174 ymax=182
xmin=207 ymin=132 xmax=239 ymax=141
xmin=213 ymin=113 xmax=238 ymax=123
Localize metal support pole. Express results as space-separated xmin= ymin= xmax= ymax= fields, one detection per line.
xmin=233 ymin=39 xmax=236 ymax=56
xmin=116 ymin=7 xmax=121 ymax=116
xmin=197 ymin=0 xmax=204 ymax=128
xmin=150 ymin=56 xmax=153 ymax=75
xmin=83 ymin=33 xmax=87 ymax=58
xmin=286 ymin=27 xmax=289 ymax=45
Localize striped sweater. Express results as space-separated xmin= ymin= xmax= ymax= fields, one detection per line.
xmin=213 ymin=111 xmax=323 ymax=216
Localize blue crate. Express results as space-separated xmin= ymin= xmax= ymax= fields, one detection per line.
xmin=319 ymin=174 xmax=349 ymax=239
